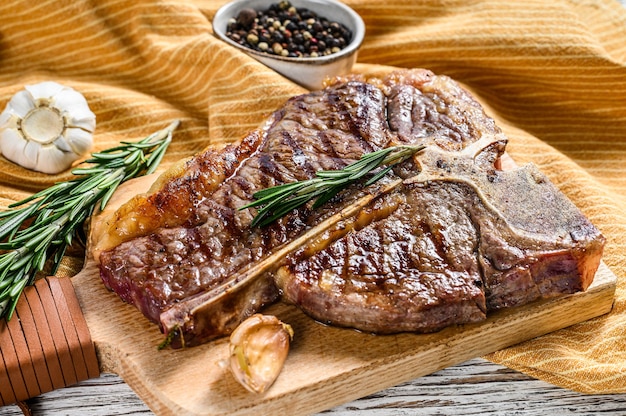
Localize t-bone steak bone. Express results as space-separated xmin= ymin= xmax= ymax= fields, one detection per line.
xmin=97 ymin=69 xmax=605 ymax=348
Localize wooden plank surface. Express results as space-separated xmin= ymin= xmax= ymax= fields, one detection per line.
xmin=25 ymin=251 xmax=615 ymax=416
xmin=4 ymin=357 xmax=626 ymax=416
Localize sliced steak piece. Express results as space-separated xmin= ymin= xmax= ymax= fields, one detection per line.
xmin=96 ymin=69 xmax=604 ymax=348
xmin=276 ymin=138 xmax=604 ymax=332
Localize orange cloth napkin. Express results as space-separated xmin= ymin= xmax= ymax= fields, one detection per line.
xmin=0 ymin=0 xmax=625 ymax=395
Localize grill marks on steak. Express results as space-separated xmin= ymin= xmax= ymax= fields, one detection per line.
xmin=276 ymin=184 xmax=488 ymax=334
xmin=386 ymin=75 xmax=500 ymax=150
xmin=276 ymin=138 xmax=604 ymax=332
xmin=98 ymin=76 xmax=401 ymax=337
xmin=97 ymin=69 xmax=604 ymax=348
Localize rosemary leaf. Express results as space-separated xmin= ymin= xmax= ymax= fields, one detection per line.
xmin=7 ymin=183 xmax=66 ymax=208
xmin=315 ymin=170 xmax=347 ymax=179
xmin=311 ymin=185 xmax=343 ymax=209
xmin=100 ymin=181 xmax=120 ymax=210
xmin=0 ymin=120 xmax=179 ymax=320
xmin=240 ymin=145 xmax=425 ymax=227
xmin=146 ymin=143 xmax=169 ymax=172
xmin=364 ymin=165 xmax=394 ymax=186
xmin=251 ymin=181 xmax=305 ymax=200
xmin=51 ymin=244 xmax=68 ymax=275
xmin=252 ymin=193 xmax=312 ymax=227
xmin=0 ymin=204 xmax=39 ymax=240
xmin=89 ymin=150 xmax=131 ymax=160
xmin=9 ymin=279 xmax=27 ymax=299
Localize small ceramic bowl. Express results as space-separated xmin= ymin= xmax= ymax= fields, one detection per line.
xmin=212 ymin=0 xmax=365 ymax=90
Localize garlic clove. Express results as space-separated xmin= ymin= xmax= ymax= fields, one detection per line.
xmin=24 ymin=81 xmax=65 ymax=102
xmin=0 ymin=109 xmax=14 ymax=131
xmin=64 ymin=127 xmax=94 ymax=155
xmin=0 ymin=128 xmax=28 ymax=166
xmin=66 ymin=107 xmax=97 ymax=132
xmin=229 ymin=314 xmax=294 ymax=394
xmin=5 ymin=90 xmax=35 ymax=120
xmin=35 ymin=145 xmax=81 ymax=175
xmin=53 ymin=136 xmax=72 ymax=153
xmin=23 ymin=140 xmax=41 ymax=170
xmin=0 ymin=110 xmax=13 ymax=129
xmin=52 ymin=88 xmax=96 ymax=132
xmin=0 ymin=81 xmax=95 ymax=174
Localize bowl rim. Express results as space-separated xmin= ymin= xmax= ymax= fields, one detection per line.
xmin=212 ymin=0 xmax=365 ymax=65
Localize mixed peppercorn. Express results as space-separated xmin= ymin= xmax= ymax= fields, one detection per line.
xmin=225 ymin=1 xmax=353 ymax=58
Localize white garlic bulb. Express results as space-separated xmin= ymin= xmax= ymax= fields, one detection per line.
xmin=0 ymin=81 xmax=96 ymax=174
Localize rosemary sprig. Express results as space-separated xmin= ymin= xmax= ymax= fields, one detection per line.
xmin=0 ymin=120 xmax=179 ymax=320
xmin=240 ymin=144 xmax=425 ymax=227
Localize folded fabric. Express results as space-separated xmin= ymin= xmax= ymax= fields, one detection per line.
xmin=0 ymin=0 xmax=624 ymax=394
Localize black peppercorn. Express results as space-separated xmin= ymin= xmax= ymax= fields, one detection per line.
xmin=272 ymin=31 xmax=284 ymax=43
xmin=312 ymin=22 xmax=323 ymax=33
xmin=225 ymin=1 xmax=352 ymax=59
xmin=236 ymin=8 xmax=257 ymax=29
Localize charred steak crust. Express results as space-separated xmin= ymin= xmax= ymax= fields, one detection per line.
xmin=98 ymin=69 xmax=605 ymax=348
xmin=277 ymin=140 xmax=604 ymax=332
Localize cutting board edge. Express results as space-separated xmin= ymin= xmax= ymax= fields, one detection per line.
xmin=224 ymin=260 xmax=617 ymax=416
xmin=77 ymin=260 xmax=616 ymax=416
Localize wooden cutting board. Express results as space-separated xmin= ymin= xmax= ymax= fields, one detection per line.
xmin=66 ymin=174 xmax=617 ymax=416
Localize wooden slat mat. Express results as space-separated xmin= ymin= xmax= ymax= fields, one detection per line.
xmin=0 ymin=277 xmax=99 ymax=406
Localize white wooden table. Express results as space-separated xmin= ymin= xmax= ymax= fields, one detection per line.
xmin=2 ymin=358 xmax=626 ymax=415
xmin=2 ymin=0 xmax=626 ymax=414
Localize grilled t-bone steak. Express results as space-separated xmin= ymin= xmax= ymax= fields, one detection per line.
xmin=96 ymin=69 xmax=605 ymax=348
